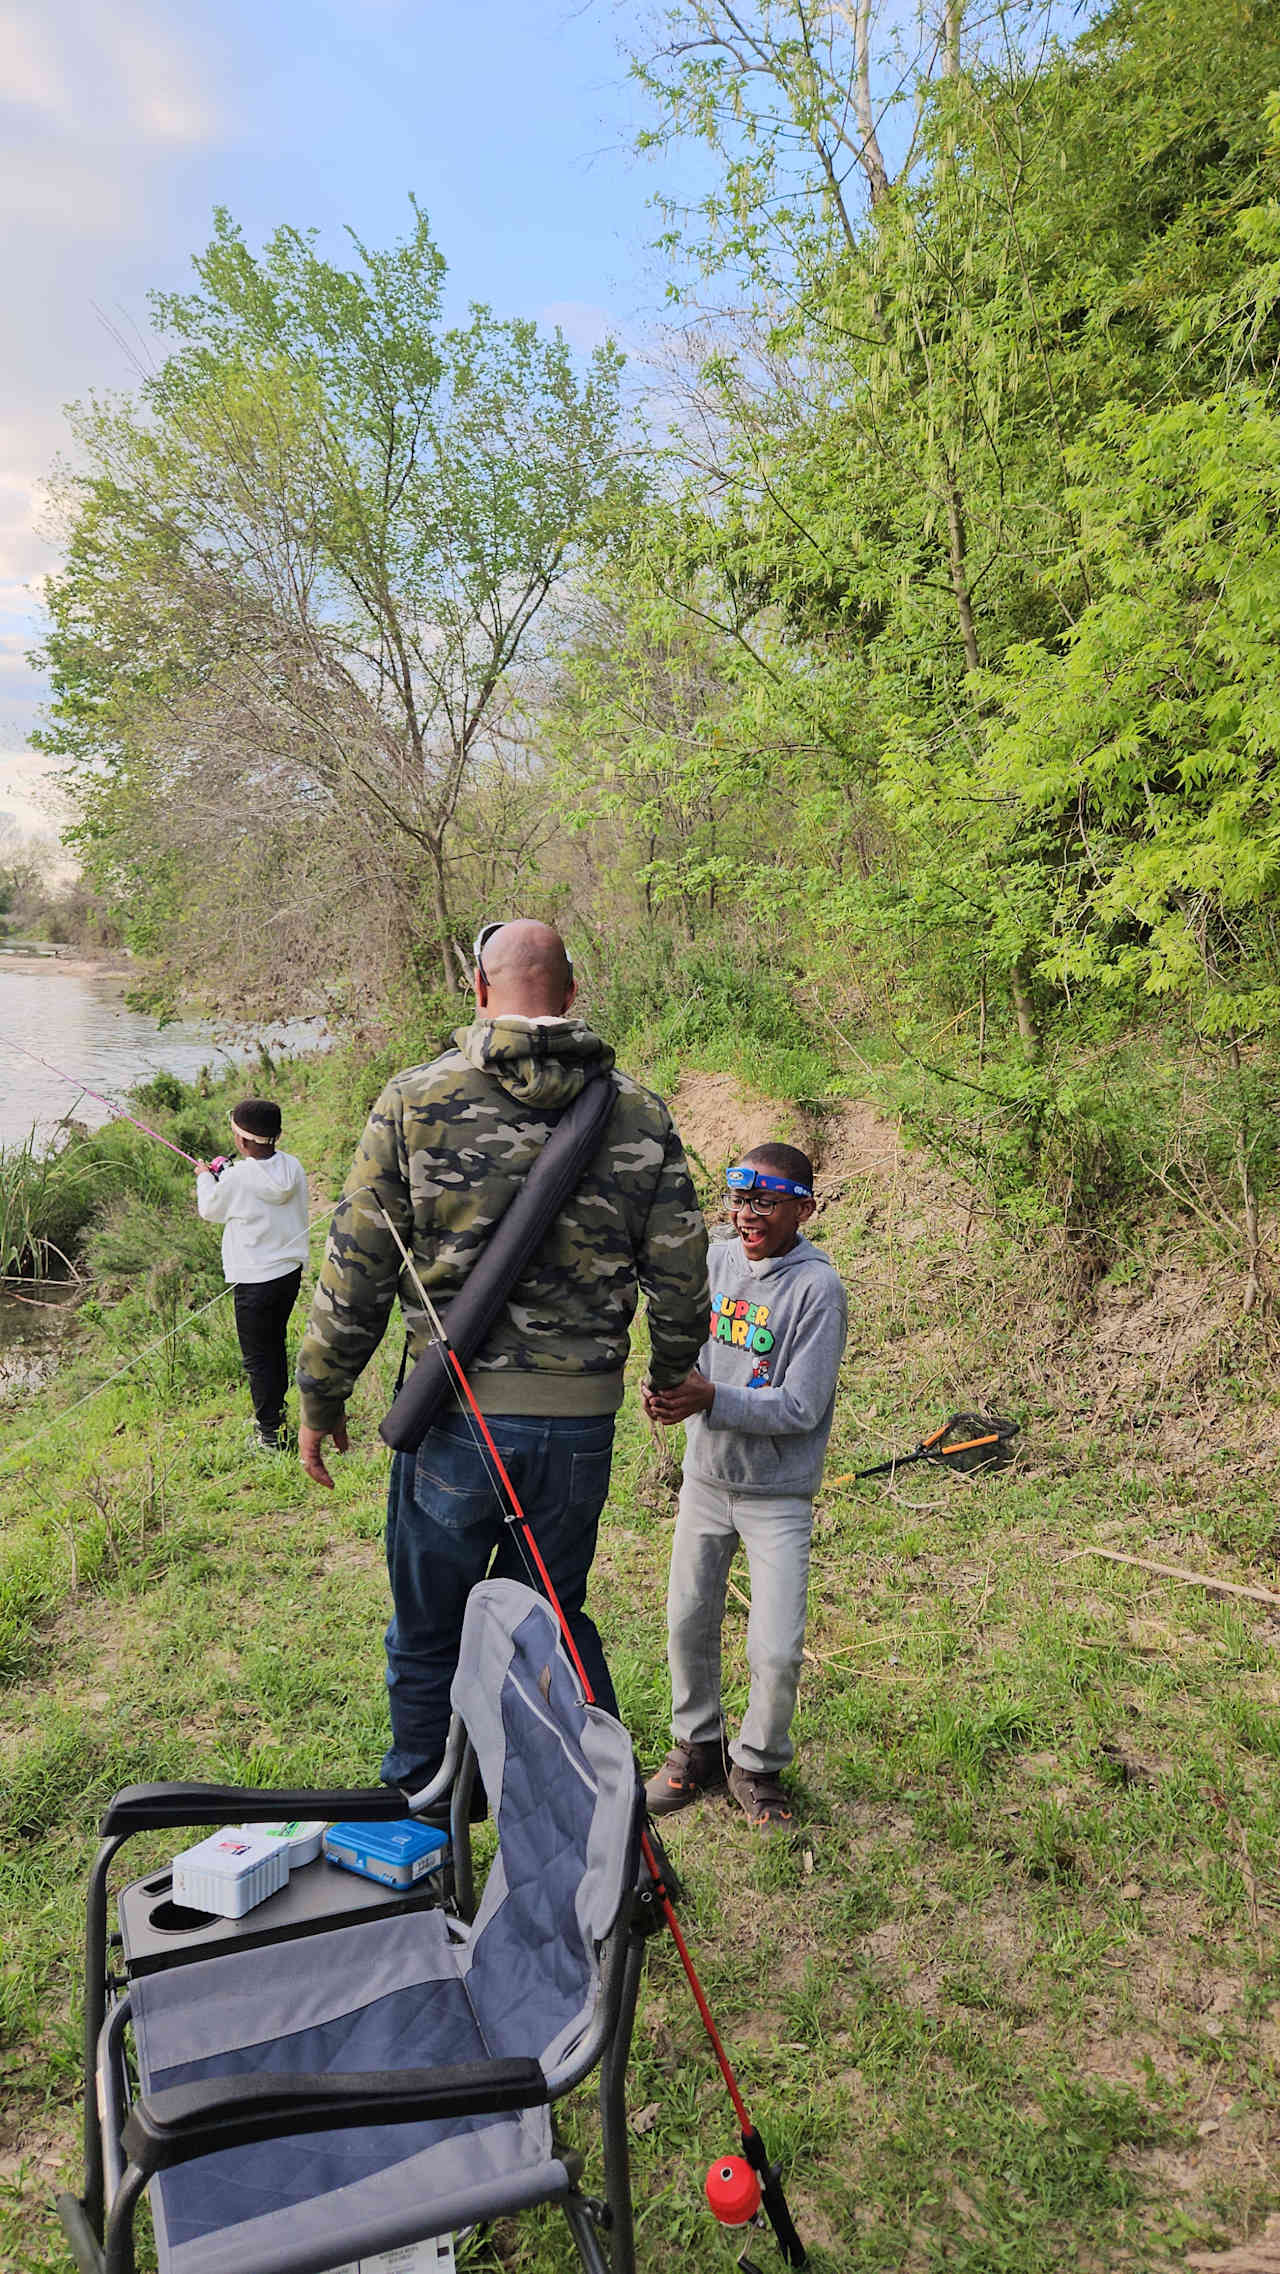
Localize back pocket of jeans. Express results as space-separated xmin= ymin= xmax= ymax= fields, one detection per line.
xmin=568 ymin=1442 xmax=614 ymax=1511
xmin=413 ymin=1431 xmax=497 ymax=1531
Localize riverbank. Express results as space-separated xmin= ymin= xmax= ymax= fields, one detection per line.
xmin=0 ymin=949 xmax=132 ymax=978
xmin=1 ymin=1030 xmax=1278 ymax=2270
xmin=0 ymin=950 xmax=333 ymax=1150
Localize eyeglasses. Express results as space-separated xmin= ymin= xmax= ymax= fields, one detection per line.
xmin=473 ymin=922 xmax=575 ymax=990
xmin=725 ymin=1189 xmax=786 ymax=1215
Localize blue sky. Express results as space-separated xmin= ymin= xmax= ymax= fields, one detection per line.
xmin=0 ymin=0 xmax=676 ymax=831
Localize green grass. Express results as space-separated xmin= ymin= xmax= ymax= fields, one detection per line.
xmin=1 ymin=1031 xmax=1279 ymax=2268
xmin=0 ymin=1132 xmax=107 ymax=1280
xmin=0 ymin=1108 xmax=228 ymax=1284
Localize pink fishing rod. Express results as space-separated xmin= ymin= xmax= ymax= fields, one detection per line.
xmin=0 ymin=1037 xmax=201 ymax=1166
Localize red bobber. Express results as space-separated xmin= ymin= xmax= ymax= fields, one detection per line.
xmin=705 ymin=2154 xmax=762 ymax=2227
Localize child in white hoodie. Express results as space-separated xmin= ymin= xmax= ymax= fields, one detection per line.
xmin=195 ymin=1098 xmax=310 ymax=1451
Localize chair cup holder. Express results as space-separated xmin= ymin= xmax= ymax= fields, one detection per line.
xmin=146 ymin=1895 xmax=221 ymax=1934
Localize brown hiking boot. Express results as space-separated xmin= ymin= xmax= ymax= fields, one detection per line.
xmin=728 ymin=1763 xmax=794 ymax=1832
xmin=645 ymin=1737 xmax=727 ymax=1817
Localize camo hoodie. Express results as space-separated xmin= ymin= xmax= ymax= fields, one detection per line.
xmin=296 ymin=1016 xmax=709 ymax=1430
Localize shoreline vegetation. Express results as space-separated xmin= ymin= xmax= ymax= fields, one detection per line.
xmin=19 ymin=0 xmax=1280 ymax=1347
xmin=1 ymin=1003 xmax=1278 ymax=2270
xmin=0 ymin=1062 xmax=242 ymax=1283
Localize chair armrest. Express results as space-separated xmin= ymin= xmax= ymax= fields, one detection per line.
xmin=99 ymin=1783 xmax=418 ymax=1835
xmin=121 ymin=2059 xmax=548 ymax=2173
xmin=99 ymin=1718 xmax=466 ymax=1835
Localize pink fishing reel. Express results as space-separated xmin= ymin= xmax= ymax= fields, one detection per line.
xmin=208 ymin=1155 xmax=233 ymax=1179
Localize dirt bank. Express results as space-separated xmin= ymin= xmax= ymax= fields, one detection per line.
xmin=0 ymin=950 xmax=131 ymax=979
xmin=671 ymin=1069 xmax=1280 ymax=1480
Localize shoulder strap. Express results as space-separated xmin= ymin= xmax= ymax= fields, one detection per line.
xmin=379 ymin=1073 xmax=617 ymax=1453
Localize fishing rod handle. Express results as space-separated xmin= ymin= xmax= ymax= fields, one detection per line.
xmin=740 ymin=2130 xmax=807 ymax=2266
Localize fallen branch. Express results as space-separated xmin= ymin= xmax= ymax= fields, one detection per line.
xmin=1075 ymin=1545 xmax=1280 ymax=1611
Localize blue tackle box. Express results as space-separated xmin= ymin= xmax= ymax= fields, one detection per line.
xmin=322 ymin=1820 xmax=450 ymax=1891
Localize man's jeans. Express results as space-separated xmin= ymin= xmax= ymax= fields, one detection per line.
xmin=667 ymin=1472 xmax=813 ymax=1775
xmin=381 ymin=1409 xmax=619 ymax=1787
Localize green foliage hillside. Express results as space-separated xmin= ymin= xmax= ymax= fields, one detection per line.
xmin=552 ymin=0 xmax=1280 ymax=1291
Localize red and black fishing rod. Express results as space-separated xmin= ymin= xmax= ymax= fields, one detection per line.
xmin=445 ymin=1345 xmax=807 ymax=2265
xmin=376 ymin=1205 xmax=808 ymax=2268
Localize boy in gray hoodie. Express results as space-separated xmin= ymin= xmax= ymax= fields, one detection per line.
xmin=644 ymin=1142 xmax=847 ymax=1830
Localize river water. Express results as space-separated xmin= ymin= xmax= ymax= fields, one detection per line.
xmin=0 ymin=950 xmax=330 ymax=1150
xmin=0 ymin=950 xmax=330 ymax=1397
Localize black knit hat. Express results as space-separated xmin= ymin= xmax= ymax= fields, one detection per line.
xmin=230 ymin=1097 xmax=282 ymax=1145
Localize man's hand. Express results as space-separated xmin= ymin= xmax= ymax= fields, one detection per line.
xmin=644 ymin=1369 xmax=715 ymax=1426
xmin=299 ymin=1420 xmax=350 ymax=1488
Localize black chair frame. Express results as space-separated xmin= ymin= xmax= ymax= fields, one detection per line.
xmin=57 ymin=1721 xmax=663 ymax=2274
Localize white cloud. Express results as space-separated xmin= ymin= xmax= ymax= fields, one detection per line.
xmin=0 ymin=2 xmax=225 ymax=776
xmin=0 ymin=421 xmax=63 ymax=593
xmin=0 ymin=147 xmax=134 ymax=230
xmin=140 ymin=89 xmax=212 ymax=142
xmin=0 ymin=0 xmax=217 ymax=147
xmin=0 ymin=748 xmax=70 ymax=836
xmin=107 ymin=9 xmax=217 ymax=146
xmin=0 ymin=626 xmax=46 ymax=735
xmin=0 ymin=6 xmax=68 ymax=119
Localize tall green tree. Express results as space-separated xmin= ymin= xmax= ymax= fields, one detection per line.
xmin=617 ymin=0 xmax=1280 ymax=1054
xmin=35 ymin=207 xmax=626 ymax=1001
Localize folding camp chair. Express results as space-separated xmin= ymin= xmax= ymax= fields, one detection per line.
xmin=59 ymin=1578 xmax=658 ymax=2274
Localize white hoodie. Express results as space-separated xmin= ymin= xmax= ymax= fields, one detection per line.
xmin=196 ymin=1151 xmax=310 ymax=1284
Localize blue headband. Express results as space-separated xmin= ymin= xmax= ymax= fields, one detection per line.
xmin=725 ymin=1164 xmax=813 ymax=1200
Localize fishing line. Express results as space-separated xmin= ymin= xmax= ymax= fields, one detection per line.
xmin=370 ymin=1197 xmax=807 ymax=2267
xmin=1 ymin=1023 xmax=359 ymax=1473
xmin=0 ymin=1036 xmax=205 ymax=1165
xmin=0 ymin=1278 xmax=240 ymax=1474
xmin=5 ymin=1167 xmax=807 ymax=2256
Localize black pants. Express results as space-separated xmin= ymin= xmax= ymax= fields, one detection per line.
xmin=233 ymin=1268 xmax=303 ymax=1434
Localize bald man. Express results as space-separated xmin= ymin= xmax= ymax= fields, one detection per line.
xmin=296 ymin=920 xmax=709 ymax=1790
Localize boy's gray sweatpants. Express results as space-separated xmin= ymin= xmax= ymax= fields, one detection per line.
xmin=667 ymin=1472 xmax=813 ymax=1775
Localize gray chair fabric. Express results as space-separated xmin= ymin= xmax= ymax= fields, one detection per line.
xmin=123 ymin=1580 xmax=640 ymax=2274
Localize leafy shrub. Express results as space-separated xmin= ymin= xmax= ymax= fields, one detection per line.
xmin=132 ymin=1071 xmax=189 ymax=1114
xmin=593 ymin=934 xmax=835 ymax=1096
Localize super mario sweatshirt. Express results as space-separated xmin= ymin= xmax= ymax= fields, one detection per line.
xmin=683 ymin=1232 xmax=848 ymax=1497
